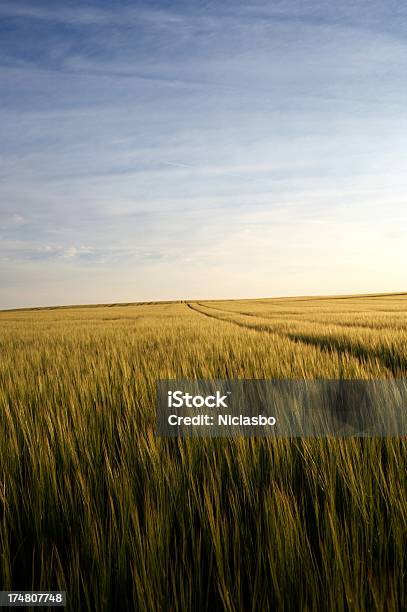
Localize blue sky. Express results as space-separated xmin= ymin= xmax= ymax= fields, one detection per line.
xmin=1 ymin=0 xmax=406 ymax=308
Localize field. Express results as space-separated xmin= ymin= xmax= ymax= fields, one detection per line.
xmin=0 ymin=293 xmax=406 ymax=611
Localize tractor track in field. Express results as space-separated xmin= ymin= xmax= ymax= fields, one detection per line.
xmin=193 ymin=301 xmax=407 ymax=333
xmin=186 ymin=302 xmax=404 ymax=376
xmin=186 ymin=302 xmax=274 ymax=333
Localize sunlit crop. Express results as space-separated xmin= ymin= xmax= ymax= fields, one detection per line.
xmin=0 ymin=294 xmax=406 ymax=610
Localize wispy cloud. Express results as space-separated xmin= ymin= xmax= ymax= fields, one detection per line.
xmin=0 ymin=2 xmax=186 ymax=29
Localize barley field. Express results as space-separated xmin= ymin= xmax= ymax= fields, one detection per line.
xmin=0 ymin=293 xmax=406 ymax=611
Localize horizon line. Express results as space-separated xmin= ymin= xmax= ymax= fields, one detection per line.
xmin=1 ymin=290 xmax=407 ymax=313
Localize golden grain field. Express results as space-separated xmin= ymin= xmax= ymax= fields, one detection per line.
xmin=0 ymin=294 xmax=406 ymax=611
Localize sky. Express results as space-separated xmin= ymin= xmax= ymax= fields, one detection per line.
xmin=1 ymin=0 xmax=407 ymax=309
